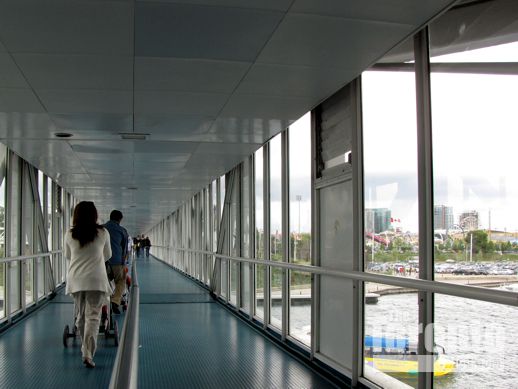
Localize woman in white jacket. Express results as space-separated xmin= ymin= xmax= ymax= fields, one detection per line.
xmin=64 ymin=201 xmax=112 ymax=368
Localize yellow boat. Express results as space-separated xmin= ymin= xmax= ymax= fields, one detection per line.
xmin=364 ymin=336 xmax=456 ymax=377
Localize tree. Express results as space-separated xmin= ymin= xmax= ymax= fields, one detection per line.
xmin=464 ymin=230 xmax=492 ymax=253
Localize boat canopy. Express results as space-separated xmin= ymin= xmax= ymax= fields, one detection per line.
xmin=365 ymin=336 xmax=409 ymax=349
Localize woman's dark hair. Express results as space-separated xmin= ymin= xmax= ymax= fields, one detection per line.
xmin=71 ymin=201 xmax=103 ymax=247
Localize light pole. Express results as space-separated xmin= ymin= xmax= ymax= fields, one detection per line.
xmin=295 ymin=195 xmax=302 ymax=260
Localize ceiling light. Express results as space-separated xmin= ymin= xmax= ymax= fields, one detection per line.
xmin=119 ymin=132 xmax=149 ymax=140
xmin=54 ymin=132 xmax=73 ymax=138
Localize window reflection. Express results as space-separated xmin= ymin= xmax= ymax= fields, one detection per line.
xmin=254 ymin=148 xmax=265 ymax=320
xmin=269 ymin=134 xmax=282 ymax=328
xmin=288 ymin=113 xmax=312 ymax=345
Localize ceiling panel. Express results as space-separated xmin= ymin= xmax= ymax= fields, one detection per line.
xmin=55 ymin=173 xmax=93 ymax=186
xmin=235 ymin=63 xmax=357 ymax=98
xmin=69 ymin=140 xmax=135 ymax=156
xmin=0 ymin=1 xmax=132 ymax=55
xmin=207 ymin=117 xmax=286 ymax=144
xmin=0 ymin=54 xmax=29 ymax=88
xmin=38 ymin=89 xmax=132 ymax=114
xmin=136 ymin=0 xmax=293 ymax=11
xmin=135 ymin=114 xmax=214 ymax=141
xmin=0 ymin=112 xmax=57 ymax=139
xmin=135 ymin=57 xmax=250 ymax=92
xmin=0 ymin=88 xmax=45 ymax=113
xmin=14 ymin=54 xmax=133 ymax=90
xmin=133 ymin=140 xmax=198 ymax=154
xmin=257 ymin=14 xmax=414 ymax=68
xmin=221 ymin=93 xmax=314 ymax=123
xmin=291 ymin=0 xmax=457 ymax=25
xmin=135 ymin=2 xmax=284 ymax=61
xmin=50 ymin=113 xmax=132 ymax=135
xmin=135 ymin=91 xmax=228 ymax=116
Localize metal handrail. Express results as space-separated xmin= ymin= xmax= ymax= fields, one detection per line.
xmin=0 ymin=250 xmax=63 ymax=264
xmin=109 ymin=256 xmax=139 ymax=389
xmin=154 ymin=245 xmax=518 ymax=307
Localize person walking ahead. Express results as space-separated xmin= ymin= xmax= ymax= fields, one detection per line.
xmin=104 ymin=210 xmax=129 ymax=314
xmin=64 ymin=201 xmax=112 ymax=368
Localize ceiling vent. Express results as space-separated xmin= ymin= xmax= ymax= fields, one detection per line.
xmin=119 ymin=132 xmax=149 ymax=140
xmin=54 ymin=132 xmax=73 ymax=138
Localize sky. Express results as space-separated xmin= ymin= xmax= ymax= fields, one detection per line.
xmin=363 ymin=41 xmax=518 ymax=233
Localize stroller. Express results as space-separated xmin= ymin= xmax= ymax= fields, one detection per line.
xmin=63 ymin=263 xmax=119 ymax=347
xmin=119 ymin=265 xmax=132 ymax=312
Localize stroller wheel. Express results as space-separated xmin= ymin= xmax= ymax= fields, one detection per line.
xmin=63 ymin=325 xmax=70 ymax=348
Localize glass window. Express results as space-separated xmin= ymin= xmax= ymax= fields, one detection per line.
xmin=434 ymin=294 xmax=513 ymax=388
xmin=218 ymin=177 xmax=228 ymax=299
xmin=254 ymin=148 xmax=265 ymax=319
xmin=363 ymin=36 xmax=419 ymax=280
xmin=362 ymin=35 xmax=419 ymax=388
xmin=241 ymin=158 xmax=251 ymax=313
xmin=430 ymin=0 xmax=518 ymax=288
xmin=288 ymin=113 xmax=312 ymax=345
xmin=364 ymin=283 xmax=419 ymax=388
xmin=47 ymin=178 xmax=52 ymax=252
xmin=229 ymin=169 xmax=239 ymax=306
xmin=23 ymin=166 xmax=34 ymax=305
xmin=0 ymin=144 xmax=6 ymax=318
xmin=8 ymin=153 xmax=21 ymax=313
xmin=269 ymin=133 xmax=283 ymax=328
xmin=429 ymin=2 xmax=518 ymax=385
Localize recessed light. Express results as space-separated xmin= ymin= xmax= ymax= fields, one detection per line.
xmin=54 ymin=132 xmax=73 ymax=138
xmin=119 ymin=132 xmax=149 ymax=140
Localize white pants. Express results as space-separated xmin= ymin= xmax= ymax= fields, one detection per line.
xmin=72 ymin=291 xmax=105 ymax=360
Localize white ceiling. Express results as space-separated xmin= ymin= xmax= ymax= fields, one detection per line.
xmin=0 ymin=0 xmax=457 ymax=234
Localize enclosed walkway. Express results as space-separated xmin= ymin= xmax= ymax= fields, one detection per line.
xmin=0 ymin=255 xmax=338 ymax=389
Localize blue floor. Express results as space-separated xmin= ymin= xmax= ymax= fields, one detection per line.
xmin=0 ymin=255 xmax=338 ymax=388
xmin=0 ymin=292 xmax=122 ymax=389
xmin=137 ymin=256 xmax=337 ymax=388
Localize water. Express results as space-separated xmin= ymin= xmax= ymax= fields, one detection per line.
xmin=276 ymin=292 xmax=518 ymax=388
xmin=365 ymin=292 xmax=518 ymax=388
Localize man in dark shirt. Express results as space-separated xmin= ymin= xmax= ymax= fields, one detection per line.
xmin=104 ymin=210 xmax=128 ymax=314
xmin=143 ymin=236 xmax=151 ymax=258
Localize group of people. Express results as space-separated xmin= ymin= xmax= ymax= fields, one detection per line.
xmin=64 ymin=201 xmax=149 ymax=368
xmin=133 ymin=235 xmax=151 ymax=257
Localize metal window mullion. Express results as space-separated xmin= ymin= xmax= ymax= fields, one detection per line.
xmin=249 ymin=155 xmax=255 ymax=320
xmin=41 ymin=175 xmax=48 ymax=298
xmin=229 ymin=170 xmax=235 ymax=304
xmin=236 ymin=165 xmax=242 ymax=309
xmin=351 ymin=76 xmax=364 ymax=387
xmin=311 ymin=109 xmax=320 ymax=359
xmin=5 ymin=151 xmax=12 ymax=322
xmin=215 ymin=178 xmax=221 ymax=294
xmin=281 ymin=130 xmax=289 ymax=341
xmin=20 ymin=163 xmax=29 ymax=313
xmin=28 ymin=166 xmax=50 ymax=301
xmin=208 ymin=184 xmax=213 ymax=287
xmin=263 ymin=143 xmax=270 ymax=330
xmin=32 ymin=168 xmax=39 ymax=303
xmin=415 ymin=27 xmax=434 ymax=389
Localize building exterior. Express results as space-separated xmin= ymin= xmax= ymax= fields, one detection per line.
xmin=459 ymin=210 xmax=479 ymax=231
xmin=434 ymin=205 xmax=454 ymax=230
xmin=365 ymin=208 xmax=392 ymax=233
